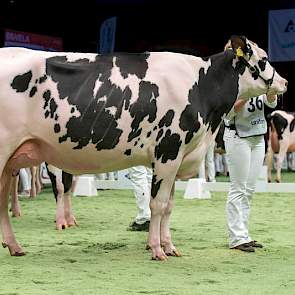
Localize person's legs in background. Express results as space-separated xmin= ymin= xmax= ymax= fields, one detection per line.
xmin=19 ymin=168 xmax=31 ymax=196
xmin=206 ymin=142 xmax=216 ymax=182
xmin=128 ymin=166 xmax=151 ymax=231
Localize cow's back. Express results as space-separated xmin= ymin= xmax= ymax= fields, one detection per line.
xmin=0 ymin=48 xmax=208 ymax=174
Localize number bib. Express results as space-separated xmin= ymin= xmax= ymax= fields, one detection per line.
xmin=234 ymin=96 xmax=267 ymax=138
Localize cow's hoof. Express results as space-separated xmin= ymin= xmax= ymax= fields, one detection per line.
xmin=165 ymin=249 xmax=181 ymax=257
xmin=11 ymin=211 xmax=21 ymax=218
xmin=56 ymin=217 xmax=68 ymax=230
xmin=66 ymin=216 xmax=78 ymax=227
xmin=11 ymin=250 xmax=26 ymax=256
xmin=2 ymin=242 xmax=26 ymax=256
xmin=56 ymin=223 xmax=68 ymax=230
xmin=151 ymin=255 xmax=167 ymax=261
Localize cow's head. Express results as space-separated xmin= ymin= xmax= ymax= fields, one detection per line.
xmin=228 ymin=35 xmax=287 ymax=99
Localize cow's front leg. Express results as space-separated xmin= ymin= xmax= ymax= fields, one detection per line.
xmin=54 ymin=175 xmax=68 ymax=230
xmin=149 ymin=198 xmax=168 ymax=260
xmin=64 ymin=191 xmax=78 ymax=227
xmin=275 ymin=146 xmax=288 ymax=183
xmin=56 ymin=190 xmax=68 ymax=230
xmin=265 ymin=144 xmax=273 ymax=183
xmin=10 ymin=175 xmax=21 ymax=218
xmin=0 ymin=168 xmax=25 ymax=256
xmin=160 ymin=183 xmax=181 ymax=257
xmin=148 ymin=162 xmax=179 ymax=260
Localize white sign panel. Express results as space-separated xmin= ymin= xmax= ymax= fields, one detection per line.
xmin=268 ymin=9 xmax=295 ymax=62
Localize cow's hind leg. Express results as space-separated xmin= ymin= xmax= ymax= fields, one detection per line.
xmin=63 ymin=172 xmax=78 ymax=227
xmin=275 ymin=145 xmax=288 ymax=183
xmin=266 ymin=140 xmax=273 ymax=183
xmin=160 ymin=183 xmax=181 ymax=257
xmin=46 ymin=165 xmax=68 ymax=230
xmin=0 ymin=168 xmax=25 ymax=256
xmin=148 ymin=162 xmax=180 ymax=261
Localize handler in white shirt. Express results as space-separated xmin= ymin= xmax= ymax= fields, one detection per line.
xmin=224 ymin=94 xmax=277 ymax=252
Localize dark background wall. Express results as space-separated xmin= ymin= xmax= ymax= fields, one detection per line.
xmin=0 ymin=0 xmax=294 ymax=110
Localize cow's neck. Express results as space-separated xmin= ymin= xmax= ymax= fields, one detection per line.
xmin=179 ymin=51 xmax=240 ymax=146
xmin=193 ymin=51 xmax=240 ymax=132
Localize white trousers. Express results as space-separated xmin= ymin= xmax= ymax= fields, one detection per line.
xmin=224 ymin=129 xmax=265 ymax=248
xmin=199 ymin=142 xmax=216 ymax=182
xmin=128 ymin=166 xmax=152 ymax=224
xmin=19 ymin=168 xmax=31 ymax=192
xmin=215 ymin=154 xmax=228 ymax=174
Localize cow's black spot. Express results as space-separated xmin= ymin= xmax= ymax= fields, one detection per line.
xmin=124 ymin=149 xmax=131 ymax=156
xmin=115 ymin=53 xmax=150 ymax=79
xmin=147 ymin=131 xmax=152 ymax=137
xmin=151 ymin=162 xmax=155 ymax=169
xmin=272 ymin=113 xmax=288 ymax=140
xmin=70 ymin=107 xmax=75 ymax=113
xmin=45 ymin=110 xmax=50 ymax=118
xmin=46 ymin=54 xmax=139 ymax=151
xmin=55 ymin=114 xmax=59 ymax=121
xmin=128 ymin=81 xmax=159 ymax=142
xmin=156 ymin=129 xmax=164 ymax=141
xmin=43 ymin=90 xmax=51 ymax=109
xmin=151 ymin=174 xmax=163 ymax=198
xmin=29 ymin=86 xmax=37 ymax=97
xmin=215 ymin=122 xmax=225 ymax=151
xmin=140 ymin=144 xmax=144 ymax=148
xmin=153 ymin=126 xmax=157 ymax=131
xmin=180 ymin=50 xmax=240 ymax=144
xmin=154 ymin=130 xmax=182 ymax=163
xmin=49 ymin=99 xmax=58 ymax=118
xmin=39 ymin=75 xmax=47 ymax=84
xmin=159 ymin=110 xmax=175 ymax=128
xmin=134 ymin=141 xmax=138 ymax=146
xmin=54 ymin=123 xmax=61 ymax=133
xmin=43 ymin=90 xmax=51 ymax=100
xmin=258 ymin=58 xmax=266 ymax=72
xmin=11 ymin=71 xmax=32 ymax=92
xmin=35 ymin=79 xmax=38 ymax=83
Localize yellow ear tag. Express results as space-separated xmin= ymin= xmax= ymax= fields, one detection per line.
xmin=236 ymin=47 xmax=244 ymax=57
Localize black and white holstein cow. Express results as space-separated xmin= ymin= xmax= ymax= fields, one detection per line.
xmin=0 ymin=36 xmax=287 ymax=259
xmin=267 ymin=110 xmax=295 ymax=183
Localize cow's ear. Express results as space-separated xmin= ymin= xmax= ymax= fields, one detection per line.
xmin=230 ymin=35 xmax=247 ymax=57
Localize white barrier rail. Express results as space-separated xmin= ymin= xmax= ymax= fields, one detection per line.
xmin=74 ymin=168 xmax=295 ymax=197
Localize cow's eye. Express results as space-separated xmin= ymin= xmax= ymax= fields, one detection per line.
xmin=249 ymin=66 xmax=256 ymax=73
xmin=258 ymin=59 xmax=266 ymax=71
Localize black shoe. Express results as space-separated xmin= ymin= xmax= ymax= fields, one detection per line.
xmin=128 ymin=221 xmax=150 ymax=232
xmin=232 ymin=243 xmax=255 ymax=252
xmin=248 ymin=240 xmax=263 ymax=248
